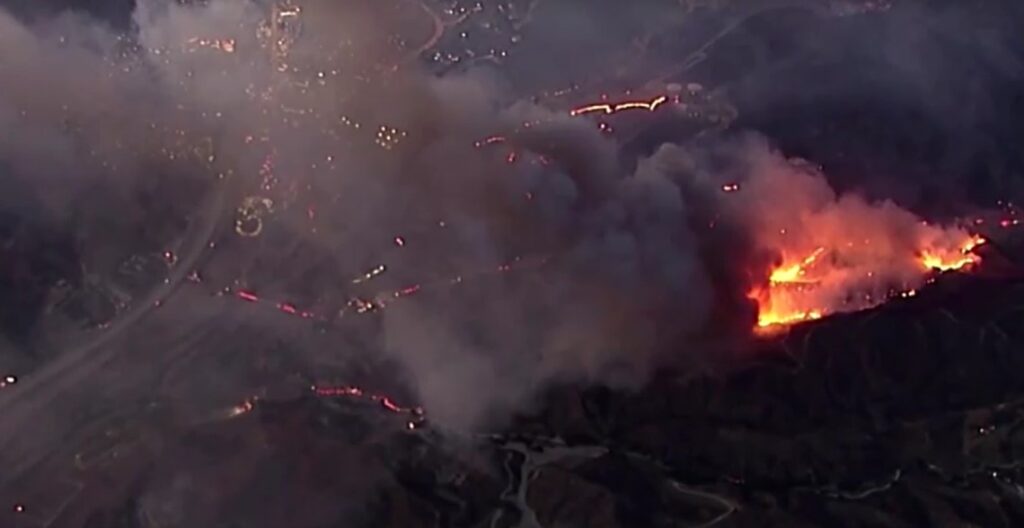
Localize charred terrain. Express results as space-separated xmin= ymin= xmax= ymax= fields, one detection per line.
xmin=1 ymin=0 xmax=1024 ymax=527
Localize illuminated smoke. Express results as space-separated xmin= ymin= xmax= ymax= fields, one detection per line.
xmin=666 ymin=136 xmax=987 ymax=333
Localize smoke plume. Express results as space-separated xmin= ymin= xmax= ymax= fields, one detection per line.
xmin=0 ymin=0 xmax=1011 ymax=440
xmin=0 ymin=0 xmax=718 ymax=434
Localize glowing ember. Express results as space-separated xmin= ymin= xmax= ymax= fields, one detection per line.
xmin=313 ymin=385 xmax=424 ymax=418
xmin=229 ymin=398 xmax=257 ymax=417
xmin=236 ymin=290 xmax=259 ymax=302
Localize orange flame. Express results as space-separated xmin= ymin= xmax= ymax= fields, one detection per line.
xmin=919 ymin=235 xmax=985 ymax=272
xmin=729 ymin=148 xmax=988 ymax=335
xmin=751 ymin=234 xmax=984 ymax=333
xmin=768 ymin=247 xmax=825 ymax=284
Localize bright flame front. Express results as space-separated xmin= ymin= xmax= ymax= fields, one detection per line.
xmin=708 ymin=145 xmax=992 ymax=335
xmin=750 ymin=234 xmax=985 ymax=333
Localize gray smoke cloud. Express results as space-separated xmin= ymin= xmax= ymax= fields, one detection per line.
xmin=3 ymin=1 xmax=1024 ymax=525
xmin=1 ymin=0 xmax=1021 ymax=443
xmin=0 ymin=0 xmax=719 ymax=437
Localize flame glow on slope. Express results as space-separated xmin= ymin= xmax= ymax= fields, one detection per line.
xmin=723 ymin=148 xmax=987 ymax=334
xmin=751 ymin=234 xmax=984 ymax=331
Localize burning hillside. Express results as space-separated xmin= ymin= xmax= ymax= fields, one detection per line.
xmin=677 ymin=140 xmax=989 ymax=334
xmin=749 ymin=231 xmax=984 ymax=331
